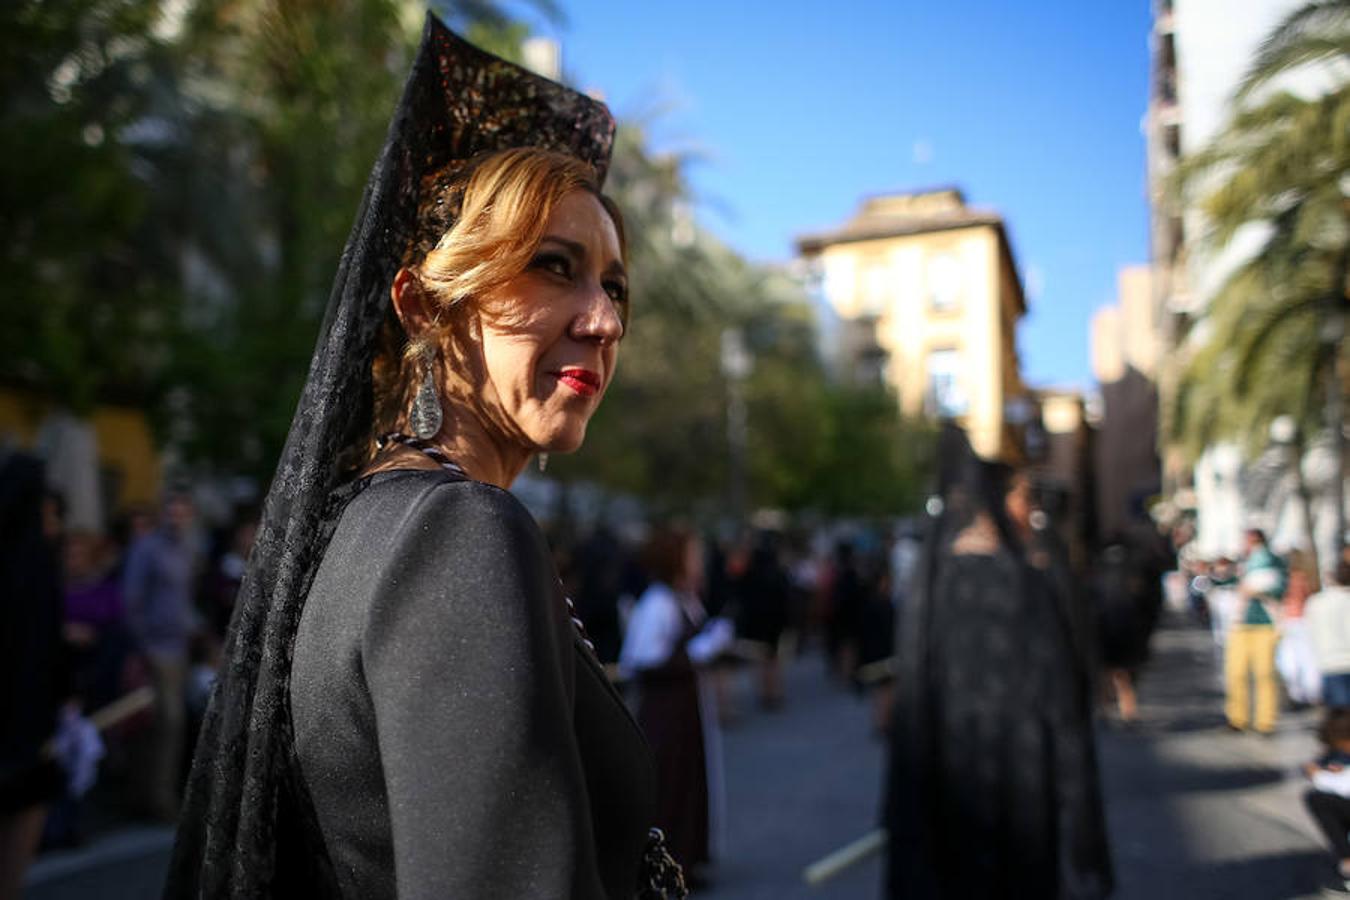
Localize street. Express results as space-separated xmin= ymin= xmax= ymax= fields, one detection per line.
xmin=1097 ymin=622 xmax=1330 ymax=899
xmin=23 ymin=619 xmax=1344 ymax=899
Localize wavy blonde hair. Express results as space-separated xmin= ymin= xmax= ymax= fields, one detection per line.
xmin=364 ymin=147 xmax=627 ymax=463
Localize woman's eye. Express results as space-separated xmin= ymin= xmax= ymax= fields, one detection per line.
xmin=533 ymin=253 xmax=572 ymax=278
xmin=603 ymin=280 xmax=628 ymax=305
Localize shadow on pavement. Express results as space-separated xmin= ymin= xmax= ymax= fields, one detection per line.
xmin=1202 ymin=850 xmax=1337 ymax=898
xmin=1139 ymin=759 xmax=1287 ymax=794
xmin=1101 ymin=619 xmax=1329 ymax=900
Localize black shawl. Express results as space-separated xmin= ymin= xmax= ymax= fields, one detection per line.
xmin=884 ymin=426 xmax=1113 ymax=899
xmin=164 ymin=16 xmax=615 ymax=897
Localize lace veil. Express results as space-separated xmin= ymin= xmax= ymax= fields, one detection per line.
xmin=164 ymin=16 xmax=615 ymax=896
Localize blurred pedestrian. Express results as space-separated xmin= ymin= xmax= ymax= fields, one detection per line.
xmin=1276 ymin=550 xmax=1320 ymax=706
xmin=123 ymin=490 xmax=198 ymax=820
xmin=888 ymin=522 xmax=921 ymax=624
xmin=1094 ymin=537 xmax=1160 ymax=725
xmin=61 ymin=530 xmax=130 ymax=712
xmin=1302 ymin=708 xmax=1350 ymax=888
xmin=1186 ymin=559 xmax=1213 ymax=627
xmin=734 ymin=532 xmax=790 ymax=709
xmin=0 ymin=453 xmax=65 ymax=900
xmin=621 ymin=526 xmax=734 ymax=883
xmin=884 ymin=427 xmax=1112 ymax=900
xmin=202 ymin=516 xmax=256 ymax=640
xmin=1207 ymin=557 xmax=1241 ymax=648
xmin=826 ymin=541 xmax=866 ymax=682
xmin=1225 ymin=528 xmax=1286 ymax=734
xmin=571 ymin=524 xmax=627 ymax=665
xmin=1308 ymin=558 xmax=1350 ymax=707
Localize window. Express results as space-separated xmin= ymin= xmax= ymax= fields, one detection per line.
xmin=926 ymin=348 xmax=967 ymax=417
xmin=927 ymin=252 xmax=962 ymax=311
xmin=822 ymin=255 xmax=855 ymax=309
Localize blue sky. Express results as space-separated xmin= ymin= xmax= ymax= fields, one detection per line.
xmin=518 ymin=1 xmax=1153 ymax=388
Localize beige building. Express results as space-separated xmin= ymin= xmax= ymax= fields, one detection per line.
xmin=0 ymin=386 xmax=162 ymax=530
xmin=1146 ymin=0 xmax=1342 ymax=560
xmin=1031 ymin=387 xmax=1094 ymax=562
xmin=1090 ymin=265 xmax=1162 ymax=540
xmin=797 ymin=188 xmax=1029 ymax=461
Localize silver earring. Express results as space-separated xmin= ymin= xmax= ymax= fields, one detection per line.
xmin=410 ymin=348 xmax=443 ymax=440
xmin=537 ymin=452 xmax=549 ymax=473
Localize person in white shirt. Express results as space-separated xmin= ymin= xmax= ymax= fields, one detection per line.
xmin=1306 ymin=560 xmax=1350 ymax=707
xmin=1303 ymin=708 xmax=1350 ymax=887
xmin=620 ymin=527 xmax=733 ymax=884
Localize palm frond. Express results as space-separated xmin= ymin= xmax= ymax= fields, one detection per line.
xmin=1238 ymin=0 xmax=1350 ymax=100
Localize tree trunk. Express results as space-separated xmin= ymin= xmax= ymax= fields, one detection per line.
xmin=1330 ymin=307 xmax=1346 ymax=569
xmin=1331 ymin=238 xmax=1349 ymax=569
xmin=1292 ymin=435 xmax=1323 ymax=590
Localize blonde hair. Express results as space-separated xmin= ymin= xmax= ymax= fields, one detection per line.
xmin=364 ymin=147 xmax=627 ymax=464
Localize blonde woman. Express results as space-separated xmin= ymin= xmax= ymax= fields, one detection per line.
xmin=167 ymin=20 xmax=683 ymax=899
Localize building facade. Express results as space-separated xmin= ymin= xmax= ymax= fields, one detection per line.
xmin=1091 ymin=265 xmax=1162 ymax=541
xmin=1147 ymin=0 xmax=1340 ymax=560
xmin=797 ymin=188 xmax=1029 ymax=461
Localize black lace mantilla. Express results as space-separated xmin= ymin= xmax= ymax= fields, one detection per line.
xmin=163 ymin=15 xmax=615 ymax=898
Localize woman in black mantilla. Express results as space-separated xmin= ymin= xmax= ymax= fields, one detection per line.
xmin=165 ymin=17 xmax=683 ymax=899
xmin=884 ymin=426 xmax=1113 ymax=899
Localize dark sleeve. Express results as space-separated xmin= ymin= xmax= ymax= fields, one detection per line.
xmin=361 ymin=482 xmax=605 ymax=899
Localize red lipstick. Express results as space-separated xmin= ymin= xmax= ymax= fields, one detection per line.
xmin=557 ymin=367 xmax=601 ymax=397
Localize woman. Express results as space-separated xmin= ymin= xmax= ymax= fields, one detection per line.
xmin=166 ymin=18 xmax=683 ymax=899
xmin=734 ymin=533 xmax=790 ymax=708
xmin=620 ymin=528 xmax=733 ymax=883
xmin=1276 ymin=550 xmax=1320 ymax=706
xmin=885 ymin=426 xmax=1112 ymax=899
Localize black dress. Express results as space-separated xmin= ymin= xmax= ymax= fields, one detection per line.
xmin=631 ymin=598 xmax=710 ymax=872
xmin=290 ymin=470 xmax=657 ymax=899
xmin=885 ymin=427 xmax=1112 ymax=900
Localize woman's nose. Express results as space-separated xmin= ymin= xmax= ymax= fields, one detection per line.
xmin=572 ymin=283 xmax=625 ymax=343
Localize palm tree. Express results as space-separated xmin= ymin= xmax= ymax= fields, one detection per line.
xmin=1171 ymin=0 xmax=1349 ymax=574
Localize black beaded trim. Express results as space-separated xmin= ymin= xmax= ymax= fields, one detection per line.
xmin=377 ymin=432 xmax=468 ymax=478
xmin=562 ymin=590 xmax=597 ymax=654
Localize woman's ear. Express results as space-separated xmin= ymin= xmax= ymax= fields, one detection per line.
xmin=390 ymin=268 xmax=436 ymax=340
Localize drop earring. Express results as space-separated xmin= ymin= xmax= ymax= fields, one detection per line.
xmin=410 ymin=347 xmax=443 ymax=440
xmin=537 ymin=452 xmax=549 ymax=473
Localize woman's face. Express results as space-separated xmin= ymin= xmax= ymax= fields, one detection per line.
xmin=1004 ymin=474 xmax=1033 ymax=531
xmin=469 ymin=190 xmax=626 ymax=454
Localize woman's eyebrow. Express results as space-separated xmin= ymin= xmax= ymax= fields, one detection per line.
xmin=541 ymin=234 xmax=625 ymax=277
xmin=539 ymin=235 xmax=585 ymax=258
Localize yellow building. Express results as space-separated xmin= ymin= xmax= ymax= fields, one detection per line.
xmin=797 ymin=188 xmax=1029 ymax=460
xmin=0 ymin=386 xmax=161 ymax=524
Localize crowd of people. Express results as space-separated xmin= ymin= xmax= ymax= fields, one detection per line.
xmin=2 ymin=434 xmax=928 ymax=897
xmin=12 ymin=444 xmax=1350 ymax=898
xmin=550 ymin=516 xmax=923 ymax=887
xmin=1178 ymin=523 xmax=1350 ymax=887
xmin=0 ymin=451 xmax=259 ymax=897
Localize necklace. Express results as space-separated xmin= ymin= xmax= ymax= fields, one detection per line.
xmin=376 ymin=432 xmax=468 ymax=478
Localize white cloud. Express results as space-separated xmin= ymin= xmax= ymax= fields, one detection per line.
xmin=1025 ymin=263 xmax=1045 ymax=300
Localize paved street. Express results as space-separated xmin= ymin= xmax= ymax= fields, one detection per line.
xmin=1098 ymin=622 xmax=1331 ymax=900
xmin=706 ymin=619 xmax=1340 ymax=899
xmin=23 ymin=619 xmax=1347 ymax=899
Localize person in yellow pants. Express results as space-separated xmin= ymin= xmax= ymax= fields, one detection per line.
xmin=1226 ymin=529 xmax=1287 ymax=734
xmin=1225 ymin=622 xmax=1281 ymax=734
